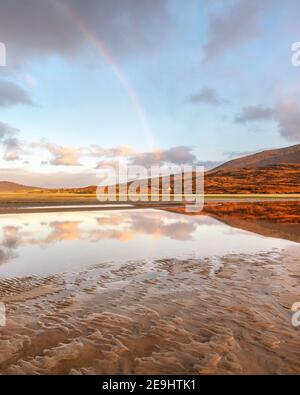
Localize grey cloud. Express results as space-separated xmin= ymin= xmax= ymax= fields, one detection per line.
xmin=0 ymin=0 xmax=170 ymax=65
xmin=95 ymin=148 xmax=220 ymax=170
xmin=3 ymin=137 xmax=22 ymax=161
xmin=1 ymin=124 xmax=216 ymax=171
xmin=203 ymin=0 xmax=270 ymax=61
xmin=187 ymin=87 xmax=227 ymax=106
xmin=129 ymin=146 xmax=198 ymax=167
xmin=0 ymin=80 xmax=33 ymax=107
xmin=235 ymin=105 xmax=274 ymax=123
xmin=89 ymin=145 xmax=199 ymax=167
xmin=235 ymin=101 xmax=300 ymax=141
xmin=44 ymin=144 xmax=199 ymax=168
xmin=39 ymin=143 xmax=203 ymax=168
xmin=0 ymin=122 xmax=22 ymax=161
xmin=276 ymin=102 xmax=300 ymax=141
xmin=0 ymin=122 xmax=17 ymax=140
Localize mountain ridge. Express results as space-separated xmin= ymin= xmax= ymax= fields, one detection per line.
xmin=211 ymin=144 xmax=300 ymax=172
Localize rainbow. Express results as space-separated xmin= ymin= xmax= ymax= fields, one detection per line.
xmin=54 ymin=0 xmax=155 ymax=150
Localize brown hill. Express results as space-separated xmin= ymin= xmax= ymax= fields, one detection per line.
xmin=2 ymin=145 xmax=300 ymax=195
xmin=204 ymin=164 xmax=300 ymax=194
xmin=204 ymin=145 xmax=300 ymax=194
xmin=0 ymin=181 xmax=39 ymax=192
xmin=72 ymin=145 xmax=300 ymax=195
xmin=212 ymin=144 xmax=300 ymax=171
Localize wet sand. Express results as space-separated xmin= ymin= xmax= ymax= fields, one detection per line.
xmin=1 ymin=197 xmax=300 ymax=215
xmin=0 ymin=202 xmax=299 ymax=375
xmin=0 ymin=202 xmax=184 ymax=215
xmin=0 ymin=247 xmax=300 ymax=375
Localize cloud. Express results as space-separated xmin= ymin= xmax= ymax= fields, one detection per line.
xmin=129 ymin=146 xmax=198 ymax=167
xmin=0 ymin=122 xmax=22 ymax=161
xmin=0 ymin=121 xmax=216 ymax=173
xmin=96 ymin=148 xmax=221 ymax=171
xmin=2 ymin=137 xmax=22 ymax=161
xmin=235 ymin=101 xmax=300 ymax=141
xmin=0 ymin=0 xmax=170 ymax=66
xmin=26 ymin=139 xmax=207 ymax=169
xmin=0 ymin=80 xmax=33 ymax=107
xmin=88 ymin=145 xmax=136 ymax=158
xmin=32 ymin=142 xmax=137 ymax=167
xmin=235 ymin=105 xmax=274 ymax=123
xmin=0 ymin=122 xmax=16 ymax=140
xmin=187 ymin=87 xmax=227 ymax=106
xmin=93 ymin=146 xmax=200 ymax=169
xmin=45 ymin=144 xmax=201 ymax=169
xmin=203 ymin=0 xmax=270 ymax=61
xmin=45 ymin=144 xmax=82 ymax=166
xmin=276 ymin=101 xmax=300 ymax=141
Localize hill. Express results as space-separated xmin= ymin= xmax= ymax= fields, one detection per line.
xmin=64 ymin=145 xmax=300 ymax=195
xmin=0 ymin=181 xmax=39 ymax=192
xmin=212 ymin=144 xmax=300 ymax=171
xmin=204 ymin=144 xmax=300 ymax=193
xmin=1 ymin=144 xmax=300 ymax=195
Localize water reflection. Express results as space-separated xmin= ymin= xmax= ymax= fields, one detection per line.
xmin=166 ymin=201 xmax=300 ymax=243
xmin=0 ymin=208 xmax=297 ymax=277
xmin=1 ymin=204 xmax=299 ymax=375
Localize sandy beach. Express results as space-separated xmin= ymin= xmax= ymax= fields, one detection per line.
xmin=0 ymin=201 xmax=299 ymax=375
xmin=0 ymin=245 xmax=300 ymax=375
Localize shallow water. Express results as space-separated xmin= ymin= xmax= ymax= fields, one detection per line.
xmin=0 ymin=208 xmax=300 ymax=375
xmin=15 ymin=204 xmax=133 ymax=210
xmin=0 ymin=209 xmax=295 ymax=278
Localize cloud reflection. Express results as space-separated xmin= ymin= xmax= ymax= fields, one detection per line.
xmin=0 ymin=211 xmax=213 ymax=266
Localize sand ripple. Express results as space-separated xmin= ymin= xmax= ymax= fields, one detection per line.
xmin=0 ymin=248 xmax=300 ymax=375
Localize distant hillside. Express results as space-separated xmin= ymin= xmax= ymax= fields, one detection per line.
xmin=0 ymin=181 xmax=39 ymax=192
xmin=1 ymin=144 xmax=300 ymax=195
xmin=204 ymin=164 xmax=300 ymax=194
xmin=204 ymin=144 xmax=300 ymax=193
xmin=212 ymin=144 xmax=300 ymax=171
xmin=70 ymin=145 xmax=300 ymax=195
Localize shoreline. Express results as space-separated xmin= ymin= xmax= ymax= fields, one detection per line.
xmin=1 ymin=196 xmax=300 ymax=214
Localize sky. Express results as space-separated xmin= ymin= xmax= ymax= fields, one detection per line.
xmin=0 ymin=0 xmax=300 ymax=187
